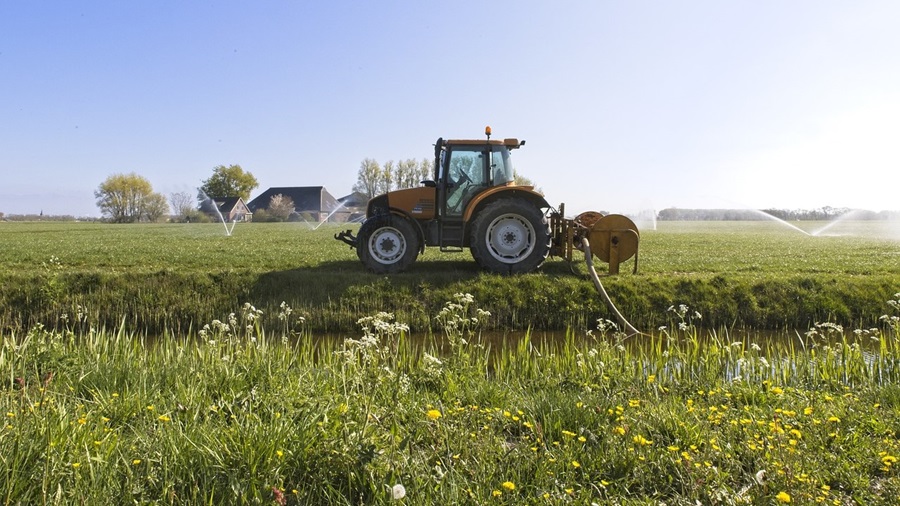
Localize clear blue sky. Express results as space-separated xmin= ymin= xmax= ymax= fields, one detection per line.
xmin=2 ymin=1 xmax=898 ymax=217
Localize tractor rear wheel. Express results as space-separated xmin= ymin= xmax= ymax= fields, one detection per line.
xmin=469 ymin=199 xmax=550 ymax=274
xmin=357 ymin=215 xmax=419 ymax=273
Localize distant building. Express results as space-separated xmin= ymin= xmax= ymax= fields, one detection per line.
xmin=337 ymin=191 xmax=368 ymax=222
xmin=248 ymin=186 xmax=343 ymax=222
xmin=201 ymin=197 xmax=252 ymax=222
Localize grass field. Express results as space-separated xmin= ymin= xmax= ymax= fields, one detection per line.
xmin=1 ymin=220 xmax=900 ymax=504
xmin=0 ymin=220 xmax=897 ymax=333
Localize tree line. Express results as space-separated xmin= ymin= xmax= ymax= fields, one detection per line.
xmin=91 ymin=158 xmax=539 ymax=223
xmin=657 ymin=207 xmax=899 ymax=221
xmin=350 ymin=157 xmax=539 ymax=199
xmin=351 ymin=158 xmax=433 ymax=200
xmin=94 ymin=165 xmax=258 ymax=223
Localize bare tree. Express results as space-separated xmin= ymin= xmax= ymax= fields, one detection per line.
xmin=169 ymin=191 xmax=195 ymax=219
xmin=268 ymin=194 xmax=295 ymax=221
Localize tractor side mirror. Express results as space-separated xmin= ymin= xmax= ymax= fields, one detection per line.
xmin=421 ymin=180 xmax=436 ymax=188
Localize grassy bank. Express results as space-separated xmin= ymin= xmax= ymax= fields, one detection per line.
xmin=2 ymin=294 xmax=900 ymax=504
xmin=0 ymin=221 xmax=897 ymax=333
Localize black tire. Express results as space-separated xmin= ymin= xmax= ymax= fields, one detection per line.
xmin=357 ymin=215 xmax=419 ymax=274
xmin=469 ymin=199 xmax=550 ymax=274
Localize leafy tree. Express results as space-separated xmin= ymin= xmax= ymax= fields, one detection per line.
xmin=513 ymin=169 xmax=541 ymax=193
xmin=199 ymin=164 xmax=259 ymax=201
xmin=392 ymin=158 xmax=421 ymax=189
xmin=94 ymin=173 xmax=168 ymax=223
xmin=143 ymin=193 xmax=170 ymax=222
xmin=352 ymin=158 xmax=383 ymax=199
xmin=380 ymin=161 xmax=394 ymax=194
xmin=268 ymin=194 xmax=295 ymax=221
xmin=419 ymin=158 xmax=432 ymax=182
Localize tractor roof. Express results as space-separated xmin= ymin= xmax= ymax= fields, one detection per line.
xmin=443 ymin=138 xmax=523 ymax=149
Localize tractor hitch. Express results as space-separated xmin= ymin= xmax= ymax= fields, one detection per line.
xmin=334 ymin=229 xmax=358 ymax=249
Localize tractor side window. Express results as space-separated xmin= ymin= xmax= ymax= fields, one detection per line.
xmin=491 ymin=148 xmax=514 ymax=186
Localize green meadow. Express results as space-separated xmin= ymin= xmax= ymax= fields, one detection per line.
xmin=1 ymin=220 xmax=900 ymax=504
xmin=0 ymin=220 xmax=897 ymax=334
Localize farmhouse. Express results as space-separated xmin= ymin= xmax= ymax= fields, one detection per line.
xmin=201 ymin=197 xmax=252 ymax=222
xmin=248 ymin=186 xmax=341 ymax=222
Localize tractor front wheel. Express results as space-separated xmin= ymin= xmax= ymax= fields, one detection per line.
xmin=357 ymin=215 xmax=419 ymax=273
xmin=470 ymin=199 xmax=550 ymax=274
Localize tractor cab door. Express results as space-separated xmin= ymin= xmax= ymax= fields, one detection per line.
xmin=443 ymin=148 xmax=489 ymax=218
xmin=437 ymin=144 xmax=506 ymax=249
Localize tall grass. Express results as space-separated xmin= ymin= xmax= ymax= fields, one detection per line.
xmin=2 ymin=293 xmax=900 ymax=504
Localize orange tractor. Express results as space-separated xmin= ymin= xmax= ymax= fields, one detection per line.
xmin=335 ymin=127 xmax=639 ymax=275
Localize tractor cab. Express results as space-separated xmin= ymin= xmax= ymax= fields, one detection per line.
xmin=432 ymin=131 xmax=522 ymax=219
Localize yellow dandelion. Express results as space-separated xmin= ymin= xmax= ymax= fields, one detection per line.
xmin=776 ymin=491 xmax=791 ymax=503
xmin=571 ymin=460 xmax=581 ymax=468
xmin=501 ymin=481 xmax=515 ymax=491
xmin=647 ymin=374 xmax=655 ymax=383
xmin=613 ymin=426 xmax=626 ymax=436
xmin=132 ymin=459 xmax=141 ymax=465
xmin=491 ymin=490 xmax=502 ymax=497
xmin=157 ymin=415 xmax=171 ymax=422
xmin=628 ymin=399 xmax=640 ymax=408
xmin=71 ymin=462 xmax=81 ymax=468
xmin=632 ymin=434 xmax=653 ymax=446
xmin=426 ymin=409 xmax=442 ymax=420
xmin=827 ymin=416 xmax=840 ymax=423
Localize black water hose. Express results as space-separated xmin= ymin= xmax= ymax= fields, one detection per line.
xmin=581 ymin=238 xmax=641 ymax=337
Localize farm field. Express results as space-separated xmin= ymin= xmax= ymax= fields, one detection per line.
xmin=0 ymin=220 xmax=897 ymax=334
xmin=1 ymin=220 xmax=900 ymax=503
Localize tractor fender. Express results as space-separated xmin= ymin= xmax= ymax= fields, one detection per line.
xmin=462 ymin=186 xmax=551 ymax=224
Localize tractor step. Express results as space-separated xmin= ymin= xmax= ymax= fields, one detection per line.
xmin=440 ymin=246 xmax=464 ymax=253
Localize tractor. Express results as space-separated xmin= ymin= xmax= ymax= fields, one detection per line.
xmin=335 ymin=127 xmax=640 ymax=275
